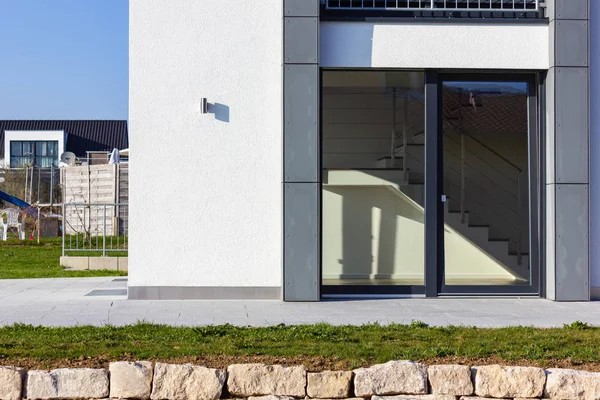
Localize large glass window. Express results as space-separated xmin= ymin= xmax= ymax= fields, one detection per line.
xmin=319 ymin=71 xmax=539 ymax=297
xmin=10 ymin=141 xmax=59 ymax=168
xmin=321 ymin=71 xmax=425 ymax=288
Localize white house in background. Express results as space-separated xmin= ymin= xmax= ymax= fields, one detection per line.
xmin=129 ymin=0 xmax=600 ymax=302
xmin=3 ymin=130 xmax=65 ymax=168
xmin=0 ymin=121 xmax=129 ymax=168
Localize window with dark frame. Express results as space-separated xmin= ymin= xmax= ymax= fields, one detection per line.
xmin=9 ymin=141 xmax=59 ymax=168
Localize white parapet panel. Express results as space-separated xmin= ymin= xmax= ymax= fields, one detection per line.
xmin=128 ymin=0 xmax=283 ymax=289
xmin=321 ymin=22 xmax=550 ymax=70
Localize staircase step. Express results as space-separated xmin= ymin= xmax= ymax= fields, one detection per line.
xmin=447 ymin=209 xmax=469 ymax=213
xmin=508 ymin=251 xmax=530 ymax=256
xmin=376 ymin=156 xmax=405 ymax=169
xmin=377 ymin=156 xmax=404 ymax=161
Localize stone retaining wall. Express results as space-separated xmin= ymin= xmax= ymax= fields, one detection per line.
xmin=0 ymin=361 xmax=597 ymax=400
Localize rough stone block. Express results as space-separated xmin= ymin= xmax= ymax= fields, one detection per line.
xmin=428 ymin=365 xmax=473 ymax=396
xmin=249 ymin=396 xmax=296 ymax=400
xmin=227 ymin=364 xmax=307 ymax=397
xmin=306 ymin=398 xmax=363 ymax=400
xmin=373 ymin=395 xmax=456 ymax=400
xmin=544 ymin=368 xmax=600 ymax=400
xmin=307 ymin=371 xmax=352 ymax=399
xmin=109 ymin=361 xmax=153 ymax=399
xmin=459 ymin=397 xmax=495 ymax=400
xmin=0 ymin=366 xmax=25 ymax=400
xmin=473 ymin=365 xmax=546 ymax=398
xmin=354 ymin=361 xmax=428 ymax=396
xmin=25 ymin=371 xmax=55 ymax=399
xmin=25 ymin=369 xmax=109 ymax=399
xmin=151 ymin=363 xmax=225 ymax=400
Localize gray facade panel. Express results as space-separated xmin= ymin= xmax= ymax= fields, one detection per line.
xmin=546 ymin=68 xmax=556 ymax=185
xmin=546 ymin=0 xmax=591 ymax=302
xmin=546 ymin=184 xmax=556 ymax=300
xmin=284 ymin=0 xmax=319 ymax=17
xmin=283 ymin=183 xmax=320 ymax=301
xmin=555 ymin=20 xmax=589 ymax=67
xmin=284 ymin=17 xmax=318 ymax=64
xmin=555 ymin=0 xmax=589 ymax=20
xmin=284 ymin=65 xmax=319 ymax=182
xmin=555 ymin=67 xmax=589 ymax=183
xmin=549 ymin=21 xmax=556 ymax=67
xmin=555 ymin=184 xmax=589 ymax=301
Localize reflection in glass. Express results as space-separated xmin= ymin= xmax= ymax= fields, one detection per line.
xmin=9 ymin=141 xmax=59 ymax=168
xmin=442 ymin=81 xmax=531 ymax=286
xmin=321 ymin=71 xmax=425 ymax=286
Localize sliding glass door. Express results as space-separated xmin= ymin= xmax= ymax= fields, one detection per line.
xmin=438 ymin=74 xmax=539 ymax=295
xmin=320 ymin=70 xmax=541 ymax=297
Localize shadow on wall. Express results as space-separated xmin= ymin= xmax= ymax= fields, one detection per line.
xmin=208 ymin=103 xmax=230 ymax=123
xmin=322 ymin=171 xmax=523 ymax=283
xmin=324 ymin=184 xmax=425 ymax=281
xmin=320 ymin=23 xmax=374 ymax=67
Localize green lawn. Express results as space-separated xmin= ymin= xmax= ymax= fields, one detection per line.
xmin=0 ymin=238 xmax=127 ymax=279
xmin=1 ymin=322 xmax=599 ymax=370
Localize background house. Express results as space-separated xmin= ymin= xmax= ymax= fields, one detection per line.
xmin=0 ymin=120 xmax=128 ymax=168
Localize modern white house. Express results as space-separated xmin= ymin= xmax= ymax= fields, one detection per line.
xmin=0 ymin=121 xmax=129 ymax=168
xmin=129 ymin=0 xmax=600 ymax=301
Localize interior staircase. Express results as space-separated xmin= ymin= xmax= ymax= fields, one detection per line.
xmin=368 ymin=129 xmax=529 ymax=281
xmin=321 ymin=81 xmax=530 ymax=282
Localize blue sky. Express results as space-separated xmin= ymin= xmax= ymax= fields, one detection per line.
xmin=0 ymin=0 xmax=128 ymax=120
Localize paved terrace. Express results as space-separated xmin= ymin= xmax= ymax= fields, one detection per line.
xmin=0 ymin=277 xmax=598 ymax=327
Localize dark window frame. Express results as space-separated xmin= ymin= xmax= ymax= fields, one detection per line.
xmin=319 ymin=68 xmax=544 ymax=298
xmin=436 ymin=71 xmax=540 ymax=296
xmin=9 ymin=140 xmax=59 ymax=168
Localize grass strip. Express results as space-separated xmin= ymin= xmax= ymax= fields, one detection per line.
xmin=0 ymin=238 xmax=126 ymax=278
xmin=0 ymin=321 xmax=598 ymax=370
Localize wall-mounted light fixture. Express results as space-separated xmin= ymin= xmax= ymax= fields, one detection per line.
xmin=200 ymin=98 xmax=208 ymax=114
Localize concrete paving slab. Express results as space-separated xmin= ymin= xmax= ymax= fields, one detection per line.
xmin=0 ymin=277 xmax=599 ymax=327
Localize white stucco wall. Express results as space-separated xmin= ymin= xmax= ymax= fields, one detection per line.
xmin=4 ymin=130 xmax=65 ymax=167
xmin=128 ymin=0 xmax=283 ymax=288
xmin=321 ymin=22 xmax=549 ymax=70
xmin=590 ymin=0 xmax=600 ymax=292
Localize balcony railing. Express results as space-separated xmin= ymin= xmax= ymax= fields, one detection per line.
xmin=325 ymin=0 xmax=539 ymax=12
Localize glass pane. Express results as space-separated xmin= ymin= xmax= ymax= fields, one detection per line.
xmin=36 ymin=141 xmax=48 ymax=156
xmin=322 ymin=71 xmax=425 ymax=286
xmin=12 ymin=157 xmax=33 ymax=167
xmin=48 ymin=141 xmax=58 ymax=156
xmin=35 ymin=157 xmax=53 ymax=167
xmin=10 ymin=141 xmax=22 ymax=157
xmin=442 ymin=81 xmax=530 ymax=286
xmin=22 ymin=142 xmax=33 ymax=157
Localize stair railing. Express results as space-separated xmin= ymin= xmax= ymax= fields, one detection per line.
xmin=457 ymin=128 xmax=524 ymax=265
xmin=391 ymin=88 xmax=397 ymax=168
xmin=390 ymin=89 xmax=411 ymax=180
